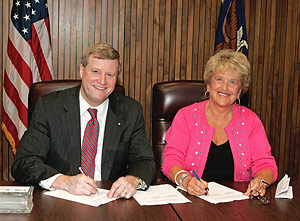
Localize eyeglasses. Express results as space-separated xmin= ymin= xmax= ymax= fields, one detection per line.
xmin=250 ymin=188 xmax=271 ymax=205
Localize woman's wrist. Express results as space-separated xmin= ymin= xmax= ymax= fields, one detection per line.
xmin=181 ymin=175 xmax=191 ymax=190
xmin=174 ymin=170 xmax=189 ymax=186
xmin=179 ymin=173 xmax=190 ymax=190
xmin=257 ymin=177 xmax=270 ymax=187
xmin=254 ymin=169 xmax=275 ymax=187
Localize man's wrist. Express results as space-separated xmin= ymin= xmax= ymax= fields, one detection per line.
xmin=40 ymin=174 xmax=63 ymax=190
xmin=136 ymin=177 xmax=147 ymax=190
xmin=51 ymin=174 xmax=70 ymax=191
xmin=126 ymin=175 xmax=147 ymax=190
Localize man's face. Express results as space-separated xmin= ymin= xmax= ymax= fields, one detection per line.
xmin=80 ymin=55 xmax=118 ymax=107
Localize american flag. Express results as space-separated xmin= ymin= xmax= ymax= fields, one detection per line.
xmin=1 ymin=0 xmax=53 ymax=154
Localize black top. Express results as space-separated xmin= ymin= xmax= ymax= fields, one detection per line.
xmin=202 ymin=140 xmax=234 ymax=181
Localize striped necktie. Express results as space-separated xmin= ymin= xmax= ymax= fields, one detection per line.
xmin=81 ymin=108 xmax=99 ymax=178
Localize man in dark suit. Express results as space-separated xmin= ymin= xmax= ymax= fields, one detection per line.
xmin=11 ymin=43 xmax=156 ymax=199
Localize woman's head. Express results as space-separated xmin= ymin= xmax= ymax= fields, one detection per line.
xmin=204 ymin=49 xmax=250 ymax=93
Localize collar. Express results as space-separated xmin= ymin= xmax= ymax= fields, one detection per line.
xmin=79 ymin=91 xmax=109 ymax=121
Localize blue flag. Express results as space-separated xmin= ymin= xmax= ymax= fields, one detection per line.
xmin=214 ymin=0 xmax=248 ymax=57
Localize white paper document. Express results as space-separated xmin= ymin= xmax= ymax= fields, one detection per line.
xmin=275 ymin=174 xmax=293 ymax=199
xmin=133 ymin=184 xmax=191 ymax=206
xmin=44 ymin=188 xmax=117 ymax=207
xmin=197 ymin=182 xmax=248 ymax=204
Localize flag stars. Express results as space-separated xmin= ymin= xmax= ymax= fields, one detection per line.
xmin=45 ymin=3 xmax=48 ymax=8
xmin=25 ymin=2 xmax=31 ymax=8
xmin=15 ymin=0 xmax=21 ymax=6
xmin=22 ymin=27 xmax=28 ymax=34
xmin=35 ymin=0 xmax=40 ymax=3
xmin=23 ymin=14 xmax=30 ymax=21
xmin=32 ymin=9 xmax=36 ymax=16
xmin=13 ymin=13 xmax=19 ymax=20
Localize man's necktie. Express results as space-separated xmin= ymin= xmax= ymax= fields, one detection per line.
xmin=81 ymin=108 xmax=99 ymax=178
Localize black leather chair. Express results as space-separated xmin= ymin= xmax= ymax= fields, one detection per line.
xmin=28 ymin=80 xmax=125 ymax=124
xmin=152 ymin=80 xmax=207 ymax=183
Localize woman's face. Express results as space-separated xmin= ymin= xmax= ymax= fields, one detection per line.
xmin=207 ymin=68 xmax=242 ymax=108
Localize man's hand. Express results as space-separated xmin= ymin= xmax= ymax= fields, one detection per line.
xmin=51 ymin=174 xmax=98 ymax=195
xmin=107 ymin=176 xmax=139 ymax=199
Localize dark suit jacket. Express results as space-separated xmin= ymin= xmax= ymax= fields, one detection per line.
xmin=11 ymin=85 xmax=156 ymax=187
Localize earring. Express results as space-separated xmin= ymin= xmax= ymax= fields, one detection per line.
xmin=204 ymin=91 xmax=209 ymax=99
xmin=235 ymin=98 xmax=241 ymax=105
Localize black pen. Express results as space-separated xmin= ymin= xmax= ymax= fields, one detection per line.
xmin=192 ymin=170 xmax=209 ymax=194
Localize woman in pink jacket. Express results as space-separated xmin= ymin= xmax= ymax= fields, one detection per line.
xmin=162 ymin=50 xmax=278 ymax=199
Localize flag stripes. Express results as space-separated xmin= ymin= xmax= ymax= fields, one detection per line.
xmin=1 ymin=0 xmax=53 ymax=154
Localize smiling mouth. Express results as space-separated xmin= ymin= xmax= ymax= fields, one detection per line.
xmin=94 ymin=85 xmax=105 ymax=90
xmin=218 ymin=92 xmax=230 ymax=97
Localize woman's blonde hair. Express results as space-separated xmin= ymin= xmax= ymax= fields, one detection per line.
xmin=204 ymin=49 xmax=250 ymax=93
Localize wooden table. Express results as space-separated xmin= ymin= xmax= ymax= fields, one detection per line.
xmin=0 ymin=181 xmax=179 ymax=221
xmin=173 ymin=180 xmax=300 ymax=220
xmin=0 ymin=180 xmax=299 ymax=220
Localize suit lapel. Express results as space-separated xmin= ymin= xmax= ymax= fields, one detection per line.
xmin=60 ymin=85 xmax=82 ymax=175
xmin=101 ymin=93 xmax=125 ymax=180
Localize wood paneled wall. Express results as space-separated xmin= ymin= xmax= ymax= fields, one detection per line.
xmin=1 ymin=0 xmax=299 ymax=181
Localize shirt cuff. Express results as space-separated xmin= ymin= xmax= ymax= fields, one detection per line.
xmin=39 ymin=174 xmax=63 ymax=190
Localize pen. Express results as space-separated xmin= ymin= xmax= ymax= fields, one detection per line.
xmin=192 ymin=170 xmax=209 ymax=194
xmin=78 ymin=167 xmax=99 ymax=195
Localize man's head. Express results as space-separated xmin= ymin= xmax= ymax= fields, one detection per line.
xmin=81 ymin=43 xmax=121 ymax=73
xmin=80 ymin=43 xmax=121 ymax=107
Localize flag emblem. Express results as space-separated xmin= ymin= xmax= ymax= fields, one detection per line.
xmin=215 ymin=0 xmax=248 ymax=57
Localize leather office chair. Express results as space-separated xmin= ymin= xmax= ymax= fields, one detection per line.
xmin=28 ymin=80 xmax=125 ymax=124
xmin=152 ymin=80 xmax=207 ymax=184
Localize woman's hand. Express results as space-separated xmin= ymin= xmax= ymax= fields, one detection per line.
xmin=182 ymin=176 xmax=208 ymax=196
xmin=244 ymin=169 xmax=274 ymax=197
xmin=244 ymin=177 xmax=269 ymax=197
